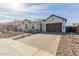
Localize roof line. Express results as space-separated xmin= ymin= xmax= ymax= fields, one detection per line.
xmin=45 ymin=14 xmax=67 ymax=22
xmin=22 ymin=19 xmax=31 ymax=24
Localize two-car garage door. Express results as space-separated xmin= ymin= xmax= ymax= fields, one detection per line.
xmin=46 ymin=23 xmax=62 ymax=32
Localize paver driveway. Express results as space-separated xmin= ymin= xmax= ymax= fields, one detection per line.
xmin=17 ymin=33 xmax=62 ymax=55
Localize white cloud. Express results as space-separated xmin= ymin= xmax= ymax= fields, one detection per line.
xmin=0 ymin=3 xmax=49 ymax=13
xmin=0 ymin=3 xmax=49 ymax=22
xmin=0 ymin=14 xmax=25 ymax=23
xmin=0 ymin=14 xmax=42 ymax=23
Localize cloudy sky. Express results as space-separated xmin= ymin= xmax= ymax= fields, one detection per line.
xmin=0 ymin=3 xmax=79 ymax=24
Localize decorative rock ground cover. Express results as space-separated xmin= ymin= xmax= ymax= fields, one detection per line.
xmin=56 ymin=33 xmax=79 ymax=56
xmin=0 ymin=31 xmax=25 ymax=38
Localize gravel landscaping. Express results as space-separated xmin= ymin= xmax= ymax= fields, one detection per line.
xmin=56 ymin=33 xmax=79 ymax=56
xmin=0 ymin=31 xmax=26 ymax=38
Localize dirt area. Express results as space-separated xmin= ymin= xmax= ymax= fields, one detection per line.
xmin=17 ymin=33 xmax=61 ymax=55
xmin=56 ymin=33 xmax=79 ymax=56
xmin=0 ymin=31 xmax=25 ymax=38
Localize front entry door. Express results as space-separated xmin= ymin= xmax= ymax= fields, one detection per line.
xmin=40 ymin=23 xmax=42 ymax=32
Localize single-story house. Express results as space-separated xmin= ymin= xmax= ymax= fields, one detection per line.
xmin=20 ymin=15 xmax=67 ymax=33
xmin=12 ymin=20 xmax=23 ymax=31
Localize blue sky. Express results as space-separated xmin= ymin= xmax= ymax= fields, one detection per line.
xmin=0 ymin=3 xmax=79 ymax=25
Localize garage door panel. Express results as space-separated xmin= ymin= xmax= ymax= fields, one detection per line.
xmin=46 ymin=23 xmax=62 ymax=32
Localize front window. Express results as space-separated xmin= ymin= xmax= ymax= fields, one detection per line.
xmin=25 ymin=24 xmax=27 ymax=29
xmin=32 ymin=24 xmax=34 ymax=29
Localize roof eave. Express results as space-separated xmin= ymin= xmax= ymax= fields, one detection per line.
xmin=45 ymin=15 xmax=67 ymax=22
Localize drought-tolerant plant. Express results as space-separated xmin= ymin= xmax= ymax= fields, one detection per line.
xmin=2 ymin=25 xmax=9 ymax=33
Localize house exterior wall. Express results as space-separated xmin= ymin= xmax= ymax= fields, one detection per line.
xmin=42 ymin=16 xmax=66 ymax=33
xmin=31 ymin=23 xmax=41 ymax=32
xmin=12 ymin=20 xmax=20 ymax=26
xmin=45 ymin=16 xmax=64 ymax=23
xmin=20 ymin=24 xmax=24 ymax=31
xmin=21 ymin=21 xmax=31 ymax=32
xmin=42 ymin=22 xmax=46 ymax=32
xmin=12 ymin=20 xmax=21 ymax=31
xmin=62 ymin=22 xmax=66 ymax=33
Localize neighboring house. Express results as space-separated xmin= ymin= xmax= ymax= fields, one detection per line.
xmin=12 ymin=20 xmax=22 ymax=31
xmin=21 ymin=15 xmax=67 ymax=33
xmin=76 ymin=24 xmax=79 ymax=33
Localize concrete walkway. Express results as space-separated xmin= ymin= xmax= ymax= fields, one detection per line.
xmin=0 ymin=33 xmax=61 ymax=56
